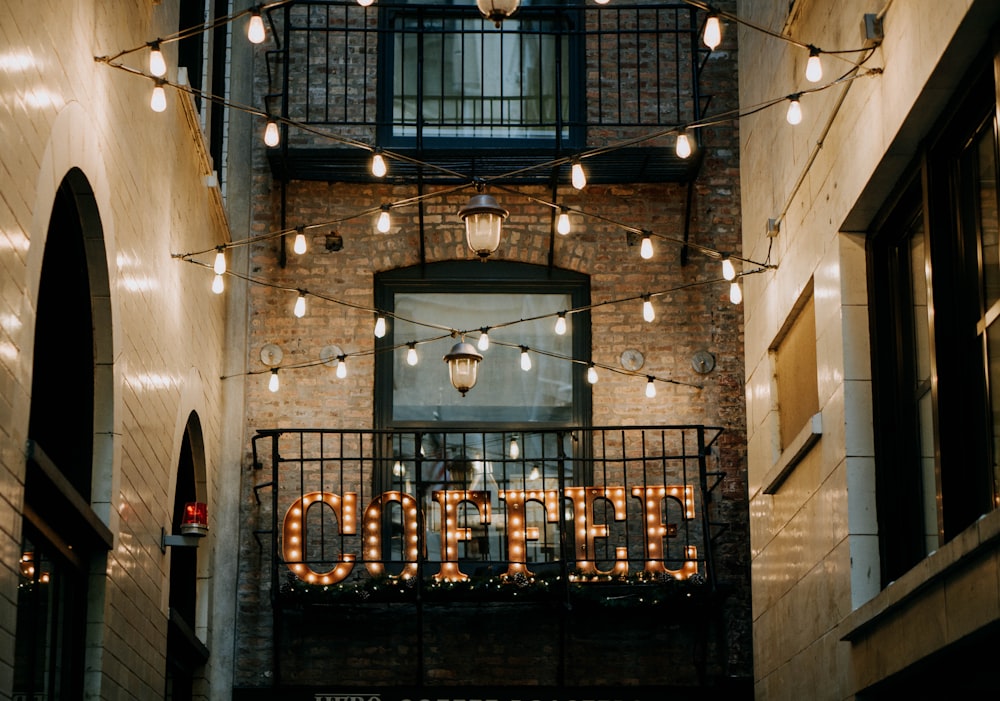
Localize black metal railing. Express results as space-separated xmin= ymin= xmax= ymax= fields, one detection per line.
xmin=251 ymin=425 xmax=727 ymax=604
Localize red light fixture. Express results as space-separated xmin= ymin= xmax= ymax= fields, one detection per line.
xmin=181 ymin=501 xmax=209 ymax=537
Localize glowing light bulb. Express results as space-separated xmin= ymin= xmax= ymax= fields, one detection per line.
xmin=247 ymin=10 xmax=266 ymax=44
xmin=805 ymin=48 xmax=822 ymax=83
xmin=374 ymin=315 xmax=387 ymax=338
xmin=293 ymin=293 xmax=306 ymax=318
xmin=642 ymin=298 xmax=655 ymax=322
xmin=477 ymin=330 xmax=490 ymax=351
xmin=645 ymin=377 xmax=657 ymax=398
xmin=509 ymin=436 xmax=520 ymax=459
xmin=587 ymin=364 xmax=599 ymax=384
xmin=520 ymin=348 xmax=532 ymax=371
xmin=293 ymin=231 xmax=307 ymax=254
xmin=264 ymin=119 xmax=280 ymax=147
xmin=722 ymin=256 xmax=736 ymax=280
xmin=268 ymin=369 xmax=279 ymax=393
xmin=376 ymin=208 xmax=391 ymax=233
xmin=212 ymin=274 xmax=224 ymax=294
xmin=406 ymin=344 xmax=418 ymax=366
xmin=150 ymin=83 xmax=167 ymax=112
xmin=675 ymin=132 xmax=692 ymax=159
xmin=213 ymin=249 xmax=227 ymax=275
xmin=730 ymin=280 xmax=743 ymax=304
xmin=557 ymin=209 xmax=571 ymax=235
xmin=640 ymin=234 xmax=654 ymax=260
xmin=393 ymin=460 xmax=405 ymax=476
xmin=357 ymin=0 xmax=374 ymax=5
xmin=571 ymin=162 xmax=587 ymax=189
xmin=336 ymin=357 xmax=347 ymax=378
xmin=786 ymin=97 xmax=803 ymax=125
xmin=703 ymin=15 xmax=721 ymax=50
xmin=554 ymin=313 xmax=567 ymax=336
xmin=149 ymin=43 xmax=167 ymax=77
xmin=371 ymin=152 xmax=387 ymax=177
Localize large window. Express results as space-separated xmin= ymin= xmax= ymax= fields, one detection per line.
xmin=869 ymin=54 xmax=1000 ymax=583
xmin=379 ymin=0 xmax=581 ymax=147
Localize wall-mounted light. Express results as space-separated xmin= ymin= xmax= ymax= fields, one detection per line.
xmin=443 ymin=340 xmax=484 ymax=396
xmin=459 ymin=191 xmax=508 ymax=260
xmin=161 ymin=501 xmax=208 ymax=550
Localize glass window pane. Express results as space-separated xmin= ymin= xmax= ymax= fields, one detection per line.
xmin=977 ymin=127 xmax=1000 ymax=312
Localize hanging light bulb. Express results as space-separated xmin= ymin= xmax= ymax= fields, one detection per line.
xmin=247 ymin=8 xmax=266 ymax=44
xmin=476 ymin=0 xmax=521 ymax=28
xmin=264 ymin=119 xmax=280 ymax=147
xmin=336 ymin=356 xmax=348 ymax=378
xmin=721 ymin=255 xmax=736 ymax=280
xmin=675 ymin=130 xmax=692 ymax=159
xmin=213 ymin=248 xmax=227 ymax=275
xmin=509 ymin=435 xmax=520 ymax=460
xmin=443 ymin=340 xmax=483 ymax=396
xmin=640 ymin=233 xmax=654 ymax=260
xmin=587 ymin=364 xmax=599 ymax=384
xmin=645 ymin=376 xmax=657 ymax=398
xmin=393 ymin=459 xmax=405 ymax=476
xmin=594 ymin=0 xmax=610 ymax=4
xmin=520 ymin=347 xmax=532 ymax=371
xmin=212 ymin=274 xmax=225 ymax=295
xmin=374 ymin=314 xmax=387 ymax=338
xmin=477 ymin=328 xmax=490 ymax=351
xmin=357 ymin=0 xmax=375 ymax=6
xmin=376 ymin=206 xmax=391 ymax=233
xmin=571 ymin=161 xmax=587 ymax=190
xmin=149 ymin=42 xmax=167 ymax=77
xmin=268 ymin=369 xmax=280 ymax=393
xmin=786 ymin=96 xmax=803 ymax=125
xmin=557 ymin=208 xmax=571 ymax=235
xmin=406 ymin=343 xmax=419 ymax=366
xmin=703 ymin=14 xmax=722 ymax=50
xmin=459 ymin=191 xmax=508 ymax=259
xmin=150 ymin=81 xmax=167 ymax=112
xmin=554 ymin=312 xmax=567 ymax=336
xmin=293 ymin=292 xmax=307 ymax=318
xmin=642 ymin=296 xmax=655 ymax=323
xmin=371 ymin=151 xmax=387 ymax=177
xmin=292 ymin=230 xmax=307 ymax=255
xmin=730 ymin=280 xmax=743 ymax=304
xmin=805 ymin=47 xmax=823 ymax=83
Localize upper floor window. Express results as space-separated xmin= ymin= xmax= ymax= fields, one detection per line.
xmin=379 ymin=0 xmax=582 ymax=148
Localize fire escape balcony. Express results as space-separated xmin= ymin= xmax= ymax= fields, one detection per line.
xmin=263 ymin=1 xmax=713 ymax=185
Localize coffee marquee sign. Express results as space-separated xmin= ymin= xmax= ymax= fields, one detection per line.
xmin=282 ymin=485 xmax=699 ymax=585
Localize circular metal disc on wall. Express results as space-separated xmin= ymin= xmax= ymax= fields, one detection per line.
xmin=620 ymin=348 xmax=645 ymax=371
xmin=320 ymin=344 xmax=344 ymax=368
xmin=260 ymin=343 xmax=283 ymax=367
xmin=691 ymin=350 xmax=716 ymax=374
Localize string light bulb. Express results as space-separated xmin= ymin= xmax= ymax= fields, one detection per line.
xmin=247 ymin=8 xmax=266 ymax=44
xmin=786 ymin=95 xmax=803 ymax=125
xmin=336 ymin=356 xmax=347 ymax=378
xmin=721 ymin=255 xmax=736 ymax=280
xmin=805 ymin=46 xmax=822 ymax=83
xmin=293 ymin=292 xmax=307 ymax=318
xmin=520 ymin=346 xmax=532 ymax=371
xmin=642 ymin=296 xmax=655 ymax=323
xmin=645 ymin=376 xmax=657 ymax=398
xmin=557 ymin=208 xmax=571 ymax=235
xmin=371 ymin=151 xmax=387 ymax=177
xmin=292 ymin=229 xmax=307 ymax=254
xmin=571 ymin=161 xmax=587 ymax=190
xmin=150 ymin=81 xmax=167 ymax=112
xmin=268 ymin=368 xmax=280 ymax=393
xmin=376 ymin=206 xmax=391 ymax=233
xmin=675 ymin=130 xmax=692 ymax=159
xmin=374 ymin=314 xmax=387 ymax=338
xmin=149 ymin=42 xmax=167 ymax=77
xmin=730 ymin=280 xmax=743 ymax=304
xmin=213 ymin=248 xmax=227 ymax=275
xmin=587 ymin=364 xmax=599 ymax=384
xmin=264 ymin=119 xmax=280 ymax=147
xmin=554 ymin=312 xmax=567 ymax=336
xmin=477 ymin=328 xmax=490 ymax=351
xmin=640 ymin=232 xmax=654 ymax=260
xmin=406 ymin=343 xmax=419 ymax=366
xmin=212 ymin=275 xmax=224 ymax=295
xmin=703 ymin=14 xmax=722 ymax=50
xmin=509 ymin=435 xmax=520 ymax=459
xmin=357 ymin=0 xmax=375 ymax=5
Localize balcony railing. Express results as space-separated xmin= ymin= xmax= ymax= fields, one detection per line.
xmin=251 ymin=425 xmax=728 ymax=607
xmin=263 ymin=2 xmax=712 ymax=183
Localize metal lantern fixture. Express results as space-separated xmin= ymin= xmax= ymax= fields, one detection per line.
xmin=443 ymin=341 xmax=484 ymax=396
xmin=476 ymin=0 xmax=520 ymax=27
xmin=459 ymin=192 xmax=508 ymax=260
